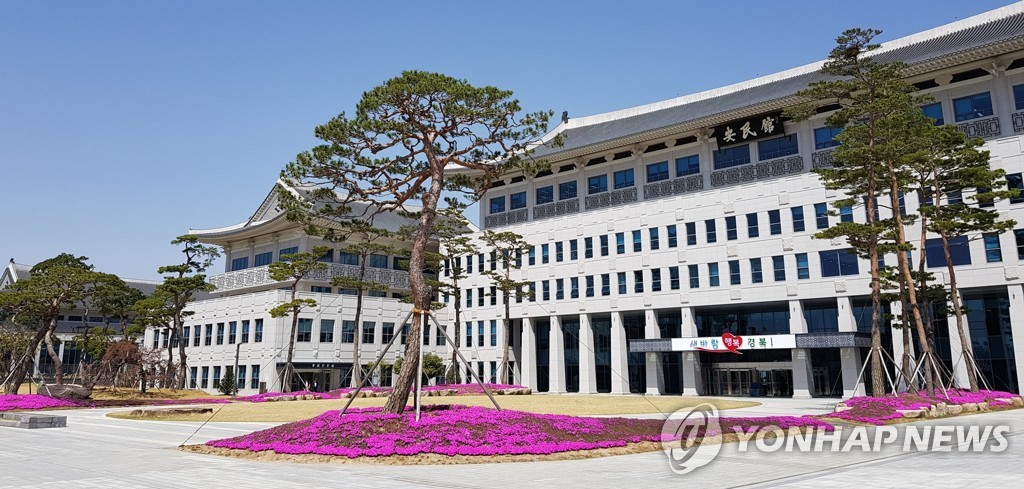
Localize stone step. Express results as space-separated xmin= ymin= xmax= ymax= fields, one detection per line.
xmin=0 ymin=413 xmax=67 ymax=429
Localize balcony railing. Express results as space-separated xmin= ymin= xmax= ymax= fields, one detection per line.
xmin=483 ymin=208 xmax=529 ymax=229
xmin=957 ymin=115 xmax=1001 ymax=139
xmin=532 ymin=198 xmax=579 ymax=221
xmin=1012 ymin=111 xmax=1024 ymax=134
xmin=811 ymin=149 xmax=835 ymax=169
xmin=585 ymin=186 xmax=637 ymax=210
xmin=209 ymin=263 xmax=412 ymax=293
xmin=710 ymin=155 xmax=804 ymax=188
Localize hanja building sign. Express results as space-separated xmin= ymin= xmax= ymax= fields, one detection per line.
xmin=711 ymin=111 xmax=785 ymax=145
xmin=671 ymin=334 xmax=797 ymax=354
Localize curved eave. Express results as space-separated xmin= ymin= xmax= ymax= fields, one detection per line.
xmin=189 ymin=214 xmax=297 ymax=246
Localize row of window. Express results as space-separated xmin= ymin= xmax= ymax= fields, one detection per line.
xmin=230 ymin=248 xmax=406 ymax=272
xmin=293 ymin=319 xmax=447 ymax=347
xmin=158 ymin=320 xmax=265 ymax=349
xmin=464 ymin=320 xmax=502 ymax=348
xmin=189 ymin=364 xmax=261 ymax=390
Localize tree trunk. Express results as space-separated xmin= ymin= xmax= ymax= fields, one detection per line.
xmin=451 ymin=297 xmax=462 ymax=384
xmin=940 ymin=232 xmax=979 ymax=391
xmin=865 ymin=193 xmax=885 ymax=396
xmin=283 ymin=286 xmax=300 ymax=393
xmin=4 ymin=326 xmax=48 ymax=394
xmin=175 ymin=312 xmax=188 ymax=389
xmin=500 ymin=287 xmax=511 ymax=385
xmin=165 ymin=327 xmax=175 ymax=389
xmin=887 ymin=175 xmax=935 ymax=396
xmin=44 ymin=319 xmax=63 ymax=385
xmin=351 ymin=265 xmax=366 ymax=388
xmin=384 ymin=154 xmax=443 ymax=414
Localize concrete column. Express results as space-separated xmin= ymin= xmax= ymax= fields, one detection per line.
xmin=792 ymin=348 xmax=815 ymax=399
xmin=788 ymin=299 xmax=807 ymax=334
xmin=610 ymin=311 xmax=630 ymax=394
xmin=520 ymin=317 xmax=537 ymax=390
xmin=836 ymin=296 xmax=857 ymax=333
xmin=1008 ymin=284 xmax=1024 ymax=395
xmin=644 ymin=309 xmax=663 ymax=395
xmin=836 ymin=296 xmax=866 ymax=397
xmin=548 ymin=315 xmax=566 ymax=393
xmin=945 ymin=311 xmax=973 ymax=390
xmin=680 ymin=307 xmax=702 ymax=396
xmin=578 ymin=313 xmax=597 ymax=394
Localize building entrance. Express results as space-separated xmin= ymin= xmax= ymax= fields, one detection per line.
xmin=704 ymin=367 xmax=793 ymax=397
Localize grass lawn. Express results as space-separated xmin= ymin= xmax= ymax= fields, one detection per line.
xmin=109 ymin=394 xmax=759 ymax=422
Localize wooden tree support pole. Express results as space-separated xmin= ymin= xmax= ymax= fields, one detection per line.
xmin=338 ymin=309 xmax=414 ymax=417
xmin=429 ymin=314 xmax=502 ymax=412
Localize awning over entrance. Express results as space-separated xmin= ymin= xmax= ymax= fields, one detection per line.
xmin=629 ymin=332 xmax=872 ymax=353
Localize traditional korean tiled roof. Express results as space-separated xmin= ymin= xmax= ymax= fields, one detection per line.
xmin=527 ymin=4 xmax=1024 ymax=161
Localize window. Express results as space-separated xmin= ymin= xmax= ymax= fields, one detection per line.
xmin=362 ymin=322 xmax=375 ymax=344
xmin=254 ymin=319 xmax=263 ymax=342
xmin=465 ymin=288 xmax=472 ymax=308
xmin=814 ymin=127 xmax=842 ymax=149
xmin=713 ymin=144 xmax=750 ymax=169
xmin=922 ymin=102 xmax=944 ymax=125
xmin=746 ymin=213 xmax=759 ymax=238
xmin=478 ymin=321 xmax=485 ymax=347
xmin=490 ymin=321 xmax=497 ymax=347
xmin=436 ymin=325 xmax=446 ymax=346
xmin=341 ymin=321 xmax=356 ymax=343
xmin=632 ymin=270 xmax=644 ymax=293
xmin=584 ymin=237 xmax=594 ymax=258
xmin=586 ymin=275 xmax=595 ymax=297
xmin=925 ymin=236 xmax=972 ymax=267
xmin=296 ymin=319 xmax=312 ymax=342
xmin=773 ymin=256 xmax=786 ymax=281
xmin=541 ymin=244 xmax=550 ymax=264
xmin=676 ymin=155 xmax=700 ymax=176
xmin=768 ymin=210 xmax=781 ymax=235
xmin=796 ymin=253 xmax=810 ymax=279
xmin=379 ymin=322 xmax=394 ymax=345
xmin=617 ymin=272 xmax=627 ymax=294
xmin=216 ymin=323 xmax=224 ymax=345
xmin=542 ymin=281 xmax=550 ymax=301
xmin=725 ymin=216 xmax=737 ymax=240
xmin=318 ymin=248 xmax=334 ymax=263
xmin=228 ymin=322 xmax=237 ymax=344
xmin=338 ymin=251 xmax=358 ymax=265
xmin=240 ymin=321 xmax=249 ymax=344
xmin=555 ymin=242 xmax=563 ymax=262
xmin=279 ymin=246 xmax=298 ymax=259
xmin=792 ymin=206 xmax=805 ymax=232
xmin=536 ymin=185 xmax=554 ymax=204
xmin=254 ymin=252 xmax=273 ymax=266
xmin=369 ymin=254 xmax=389 ymax=268
xmin=527 ymin=247 xmax=534 ymax=266
xmin=489 ymin=286 xmax=497 ymax=306
xmin=570 ymin=277 xmax=579 ymax=298
xmin=705 ymin=219 xmax=717 ymax=243
xmin=819 ymin=249 xmax=859 ymax=277
xmin=686 ymin=222 xmax=697 ymax=245
xmin=478 ymin=287 xmax=485 ymax=307
xmin=320 ymin=319 xmax=334 ymax=343
xmin=231 ymin=257 xmax=248 ymax=271
xmin=814 ymin=203 xmax=829 ymax=229
xmin=840 ymin=206 xmax=853 ymax=223
xmin=400 ymin=323 xmax=410 ymax=344
xmin=190 ymin=367 xmax=198 ymax=388
xmin=616 ymin=233 xmax=625 ymax=254
xmin=649 ymin=228 xmax=660 ymax=250
xmin=250 ymin=365 xmax=260 ymax=389
xmin=311 ymin=286 xmax=332 ymax=293
xmin=669 ymin=266 xmax=680 ymax=290
xmin=647 ymin=161 xmax=669 ymax=182
xmin=651 ymin=269 xmax=662 ymax=291
xmin=477 ymin=253 xmax=484 ymax=271
xmin=489 ymin=197 xmax=505 ymax=214
xmin=1014 ymin=84 xmax=1024 ymax=111
xmin=204 ymin=324 xmax=212 ymax=346
xmin=555 ymin=279 xmax=564 ymax=300
xmin=1015 ymin=229 xmax=1024 ymax=259
xmin=183 ymin=326 xmax=191 ymax=348
xmin=953 ymin=92 xmax=993 ymax=121
xmin=984 ymin=233 xmax=1002 ymax=263
xmin=213 ymin=367 xmax=221 ymax=389
xmin=464 ymin=323 xmax=472 ymax=348
xmin=601 ymin=274 xmax=610 ymax=296
xmin=588 ymin=175 xmax=608 ymax=194
xmin=201 ymin=367 xmax=209 ymax=388
xmin=600 ymin=235 xmax=609 ymax=256
xmin=510 ymin=191 xmax=527 ymax=210
xmin=632 ymin=230 xmax=642 ymax=252
xmin=667 ymin=225 xmax=677 ymax=248
xmin=559 ymin=181 xmax=577 ymax=200
xmin=750 ymin=258 xmax=763 ymax=283
xmin=613 ymin=169 xmax=634 ymax=189
xmin=569 ymin=240 xmax=578 ymax=260
xmin=728 ymin=260 xmax=740 ymax=285
xmin=708 ymin=263 xmax=720 ymax=287
xmin=688 ymin=264 xmax=699 ymax=289
xmin=947 ymin=190 xmax=963 ymax=205
xmin=1008 ymin=173 xmax=1024 ymax=204
xmin=757 ymin=134 xmax=798 ymax=160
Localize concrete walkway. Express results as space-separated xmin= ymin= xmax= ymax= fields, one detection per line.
xmin=0 ymin=399 xmax=1021 ymax=488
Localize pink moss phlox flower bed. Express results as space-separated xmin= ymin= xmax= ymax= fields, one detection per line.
xmin=0 ymin=394 xmax=84 ymax=411
xmin=205 ymin=405 xmax=834 ymax=458
xmin=829 ymin=389 xmax=1019 ymax=425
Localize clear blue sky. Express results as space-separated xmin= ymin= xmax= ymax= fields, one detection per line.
xmin=0 ymin=0 xmax=1014 ymax=280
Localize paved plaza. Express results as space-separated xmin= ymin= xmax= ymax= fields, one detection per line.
xmin=0 ymin=398 xmax=1020 ymax=488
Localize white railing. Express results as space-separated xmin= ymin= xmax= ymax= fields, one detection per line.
xmin=209 ymin=263 xmax=412 ymax=292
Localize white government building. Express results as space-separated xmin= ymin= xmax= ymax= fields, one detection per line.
xmin=149 ymin=4 xmax=1024 ymax=397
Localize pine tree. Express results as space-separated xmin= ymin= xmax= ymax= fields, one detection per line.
xmin=268 ymin=246 xmax=330 ymax=392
